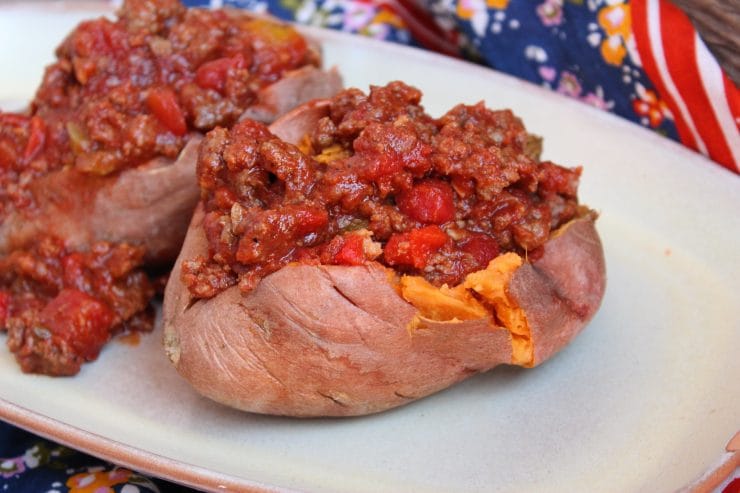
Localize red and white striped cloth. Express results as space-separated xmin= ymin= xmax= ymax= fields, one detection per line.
xmin=632 ymin=0 xmax=739 ymax=173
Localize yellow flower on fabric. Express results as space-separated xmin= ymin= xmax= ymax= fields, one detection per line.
xmin=457 ymin=0 xmax=479 ymax=20
xmin=487 ymin=0 xmax=510 ymax=9
xmin=598 ymin=4 xmax=631 ymax=38
xmin=373 ymin=9 xmax=406 ymax=29
xmin=597 ymin=3 xmax=632 ymax=66
xmin=601 ymin=34 xmax=627 ymax=65
xmin=67 ymin=467 xmax=132 ymax=493
xmin=458 ymin=0 xmax=508 ymax=20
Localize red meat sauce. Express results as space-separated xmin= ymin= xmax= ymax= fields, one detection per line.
xmin=0 ymin=0 xmax=316 ymax=220
xmin=0 ymin=236 xmax=154 ymax=375
xmin=184 ymin=81 xmax=583 ymax=299
xmin=0 ymin=0 xmax=318 ymax=375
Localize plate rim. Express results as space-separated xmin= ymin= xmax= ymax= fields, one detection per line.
xmin=0 ymin=397 xmax=288 ymax=493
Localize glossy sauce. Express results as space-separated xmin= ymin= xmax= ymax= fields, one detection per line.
xmin=185 ymin=81 xmax=583 ymax=297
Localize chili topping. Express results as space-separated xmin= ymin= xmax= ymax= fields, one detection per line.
xmin=0 ymin=0 xmax=321 ymax=375
xmin=0 ymin=0 xmax=317 ymax=219
xmin=185 ymin=81 xmax=582 ymax=297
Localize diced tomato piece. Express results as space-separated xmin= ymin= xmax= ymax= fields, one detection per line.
xmin=294 ymin=207 xmax=329 ymax=236
xmin=22 ymin=116 xmax=46 ymax=162
xmin=73 ymin=19 xmax=116 ymax=58
xmin=62 ymin=252 xmax=88 ymax=291
xmin=146 ymin=88 xmax=187 ymax=136
xmin=0 ymin=291 xmax=11 ymax=326
xmin=213 ymin=187 xmax=238 ymax=210
xmin=459 ymin=233 xmax=500 ymax=268
xmin=384 ymin=225 xmax=448 ymax=269
xmin=0 ymin=113 xmax=29 ymax=126
xmin=39 ymin=289 xmax=114 ymax=361
xmin=333 ymin=234 xmax=366 ymax=266
xmin=195 ymin=54 xmax=246 ymax=93
xmin=396 ymin=179 xmax=455 ymax=224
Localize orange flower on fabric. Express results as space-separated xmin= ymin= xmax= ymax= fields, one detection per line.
xmin=487 ymin=0 xmax=510 ymax=8
xmin=372 ymin=8 xmax=406 ymax=29
xmin=597 ymin=3 xmax=632 ymax=66
xmin=632 ymin=86 xmax=670 ymax=128
xmin=67 ymin=467 xmax=132 ymax=493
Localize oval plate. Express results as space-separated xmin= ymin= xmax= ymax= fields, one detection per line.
xmin=0 ymin=3 xmax=738 ymax=492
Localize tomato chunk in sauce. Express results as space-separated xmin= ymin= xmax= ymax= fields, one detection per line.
xmin=0 ymin=236 xmax=154 ymax=376
xmin=185 ymin=81 xmax=583 ymax=298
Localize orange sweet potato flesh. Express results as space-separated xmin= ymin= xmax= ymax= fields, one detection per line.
xmin=163 ymin=206 xmax=605 ymax=417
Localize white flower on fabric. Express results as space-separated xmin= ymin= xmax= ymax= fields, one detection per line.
xmin=76 ymin=474 xmax=97 ymax=487
xmin=22 ymin=446 xmax=41 ymax=468
xmin=456 ymin=0 xmax=489 ymax=37
xmin=625 ymin=33 xmax=642 ymax=67
xmin=342 ymin=2 xmax=376 ymax=31
xmin=525 ymin=45 xmax=548 ymax=63
xmin=587 ymin=31 xmax=602 ymax=47
xmin=295 ymin=1 xmax=317 ymax=24
xmin=582 ymin=86 xmax=615 ymax=110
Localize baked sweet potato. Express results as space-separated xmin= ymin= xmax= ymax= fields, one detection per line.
xmin=162 ymin=83 xmax=606 ymax=417
xmin=0 ymin=0 xmax=342 ymax=266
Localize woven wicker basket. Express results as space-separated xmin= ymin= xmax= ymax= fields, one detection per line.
xmin=672 ymin=0 xmax=739 ymax=84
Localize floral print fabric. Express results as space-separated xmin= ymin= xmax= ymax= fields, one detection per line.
xmin=0 ymin=422 xmax=191 ymax=493
xmin=426 ymin=0 xmax=678 ymax=136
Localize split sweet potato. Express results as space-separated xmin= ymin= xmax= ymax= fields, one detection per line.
xmin=162 ymin=90 xmax=606 ymax=417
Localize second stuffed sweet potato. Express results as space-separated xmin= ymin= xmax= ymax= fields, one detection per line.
xmin=163 ymin=81 xmax=606 ymax=417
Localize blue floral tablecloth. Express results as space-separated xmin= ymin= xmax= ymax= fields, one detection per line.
xmin=0 ymin=421 xmax=193 ymax=492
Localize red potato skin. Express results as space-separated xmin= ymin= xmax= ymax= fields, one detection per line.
xmin=162 ymin=211 xmax=605 ymax=417
xmin=0 ymin=68 xmax=342 ymax=266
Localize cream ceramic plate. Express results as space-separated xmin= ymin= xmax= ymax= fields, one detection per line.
xmin=1 ymin=3 xmax=738 ymax=492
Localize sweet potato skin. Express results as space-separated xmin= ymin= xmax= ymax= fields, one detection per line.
xmin=0 ymin=136 xmax=201 ymax=265
xmin=240 ymin=66 xmax=342 ymax=124
xmin=509 ymin=215 xmax=606 ymax=366
xmin=163 ymin=206 xmax=605 ymax=417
